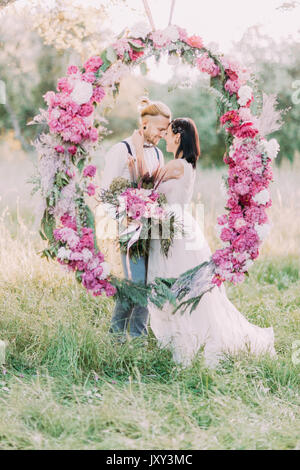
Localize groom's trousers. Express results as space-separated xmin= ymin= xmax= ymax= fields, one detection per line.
xmin=109 ymin=253 xmax=149 ymax=337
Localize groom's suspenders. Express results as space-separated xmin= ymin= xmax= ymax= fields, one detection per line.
xmin=121 ymin=141 xmax=160 ymax=162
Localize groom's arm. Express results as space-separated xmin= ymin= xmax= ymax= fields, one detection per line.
xmin=100 ymin=142 xmax=128 ymax=190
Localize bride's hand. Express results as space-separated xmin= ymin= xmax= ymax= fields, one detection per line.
xmin=158 ymin=160 xmax=184 ymax=183
xmin=131 ymin=129 xmax=144 ymax=153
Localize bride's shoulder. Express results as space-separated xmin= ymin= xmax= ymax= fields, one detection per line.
xmin=164 ymin=158 xmax=185 ymax=178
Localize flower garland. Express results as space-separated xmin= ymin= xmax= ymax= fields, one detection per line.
xmin=30 ymin=22 xmax=282 ymax=300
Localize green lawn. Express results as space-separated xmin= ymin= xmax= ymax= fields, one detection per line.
xmin=0 ymin=224 xmax=299 ymax=449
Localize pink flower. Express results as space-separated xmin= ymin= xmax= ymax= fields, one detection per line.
xmin=224 ymin=79 xmax=241 ymax=95
xmin=220 ymin=227 xmax=232 ymax=242
xmin=197 ymin=53 xmax=220 ymax=77
xmin=82 ymin=72 xmax=96 ymax=83
xmin=217 ymin=214 xmax=228 ymax=226
xmin=104 ymin=284 xmax=117 ymax=297
xmin=91 ymin=86 xmax=106 ymax=103
xmin=87 ymin=183 xmax=97 ymax=196
xmin=66 ymin=169 xmax=75 ymax=178
xmin=84 ymin=56 xmax=103 ymax=73
xmin=220 ymin=110 xmax=240 ymax=126
xmin=82 ymin=271 xmax=98 ymax=290
xmin=79 ymin=103 xmax=94 ymax=117
xmin=43 ymin=91 xmax=56 ymax=107
xmin=89 ymin=128 xmax=98 ymax=142
xmin=60 ymin=213 xmax=77 ymax=230
xmin=55 ymin=145 xmax=65 ymax=153
xmin=230 ymin=123 xmax=259 ymax=139
xmin=178 ymin=27 xmax=188 ymax=41
xmin=83 ymin=165 xmax=97 ymax=178
xmin=67 ymin=65 xmax=79 ymax=75
xmin=57 ymin=77 xmax=73 ymax=94
xmin=68 ymin=145 xmax=77 ymax=155
xmin=185 ymin=35 xmax=203 ymax=49
xmin=234 ymin=182 xmax=250 ymax=196
xmin=225 ymin=69 xmax=239 ymax=81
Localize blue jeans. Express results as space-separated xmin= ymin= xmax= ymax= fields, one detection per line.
xmin=110 ymin=253 xmax=149 ymax=337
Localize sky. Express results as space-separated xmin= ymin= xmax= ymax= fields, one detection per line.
xmin=8 ymin=0 xmax=300 ymax=83
xmin=106 ymin=0 xmax=300 ymax=50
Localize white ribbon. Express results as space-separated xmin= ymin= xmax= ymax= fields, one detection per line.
xmin=119 ymin=221 xmax=143 ymax=280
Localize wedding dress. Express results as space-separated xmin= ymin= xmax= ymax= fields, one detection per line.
xmin=147 ymin=158 xmax=276 ymax=368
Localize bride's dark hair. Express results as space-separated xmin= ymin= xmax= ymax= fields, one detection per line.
xmin=171 ymin=118 xmax=201 ymax=169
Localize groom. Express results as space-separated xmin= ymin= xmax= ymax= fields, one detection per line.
xmin=101 ymin=99 xmax=172 ymax=339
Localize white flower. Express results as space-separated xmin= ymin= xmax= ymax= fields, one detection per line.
xmin=168 ymin=53 xmax=180 ymax=66
xmin=70 ymin=80 xmax=93 ymax=105
xmin=99 ymin=262 xmax=111 ymax=279
xmin=234 ymin=218 xmax=247 ymax=230
xmin=81 ymin=248 xmax=93 ymax=263
xmin=57 ymin=247 xmax=72 ymax=260
xmin=130 ymin=22 xmax=152 ymax=40
xmin=238 ymin=85 xmax=253 ymax=106
xmin=239 ymin=107 xmax=254 ymax=123
xmin=255 ymin=223 xmax=271 ymax=241
xmin=253 ymin=189 xmax=270 ymax=205
xmin=163 ymin=25 xmax=179 ymax=42
xmin=99 ymin=63 xmax=129 ymax=89
xmin=244 ymin=259 xmax=254 ymax=271
xmin=263 ymin=138 xmax=280 ymax=160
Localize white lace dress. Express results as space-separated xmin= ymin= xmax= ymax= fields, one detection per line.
xmin=147 ymin=159 xmax=276 ymax=368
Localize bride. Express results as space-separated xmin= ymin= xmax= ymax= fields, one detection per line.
xmin=132 ymin=117 xmax=276 ymax=368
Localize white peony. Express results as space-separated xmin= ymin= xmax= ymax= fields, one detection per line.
xmin=244 ymin=259 xmax=254 ymax=271
xmin=57 ymin=247 xmax=72 ymax=260
xmin=70 ymin=80 xmax=93 ymax=105
xmin=253 ymin=189 xmax=270 ymax=205
xmin=130 ymin=22 xmax=152 ymax=40
xmin=163 ymin=25 xmax=180 ymax=42
xmin=81 ymin=248 xmax=93 ymax=263
xmin=237 ymin=85 xmax=253 ymax=106
xmin=99 ymin=261 xmax=111 ymax=280
xmin=168 ymin=53 xmax=180 ymax=66
xmin=263 ymin=138 xmax=280 ymax=160
xmin=254 ymin=223 xmax=271 ymax=241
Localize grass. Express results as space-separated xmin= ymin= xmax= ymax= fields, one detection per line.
xmin=0 ymin=152 xmax=299 ymax=449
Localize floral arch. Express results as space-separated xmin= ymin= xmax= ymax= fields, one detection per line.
xmin=30 ymin=23 xmax=281 ymax=306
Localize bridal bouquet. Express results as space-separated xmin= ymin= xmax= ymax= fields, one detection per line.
xmin=98 ymin=174 xmax=181 ymax=273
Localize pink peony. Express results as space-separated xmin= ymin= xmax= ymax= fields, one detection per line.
xmin=220 ymin=110 xmax=240 ymax=126
xmin=89 ymin=127 xmax=98 ymax=142
xmin=82 ymin=72 xmax=96 ymax=83
xmin=178 ymin=27 xmax=188 ymax=41
xmin=234 ymin=182 xmax=250 ymax=196
xmin=220 ymin=227 xmax=232 ymax=242
xmin=68 ymin=145 xmax=77 ymax=155
xmin=87 ymin=183 xmax=97 ymax=196
xmin=67 ymin=65 xmax=79 ymax=75
xmin=230 ymin=123 xmax=259 ymax=139
xmin=60 ymin=213 xmax=77 ymax=230
xmin=83 ymin=56 xmax=103 ymax=73
xmin=91 ymin=86 xmax=106 ymax=103
xmin=185 ymin=35 xmax=203 ymax=49
xmin=79 ymin=103 xmax=94 ymax=117
xmin=224 ymin=79 xmax=241 ymax=95
xmin=83 ymin=165 xmax=97 ymax=178
xmin=55 ymin=145 xmax=65 ymax=153
xmin=196 ymin=53 xmax=220 ymax=77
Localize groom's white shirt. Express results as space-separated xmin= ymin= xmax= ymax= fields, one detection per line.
xmin=101 ymin=136 xmax=164 ymax=190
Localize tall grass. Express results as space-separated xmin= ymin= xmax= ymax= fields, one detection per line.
xmin=0 ymin=150 xmax=299 ymax=449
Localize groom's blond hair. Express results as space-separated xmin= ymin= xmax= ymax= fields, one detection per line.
xmin=139 ymin=97 xmax=171 ymax=120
